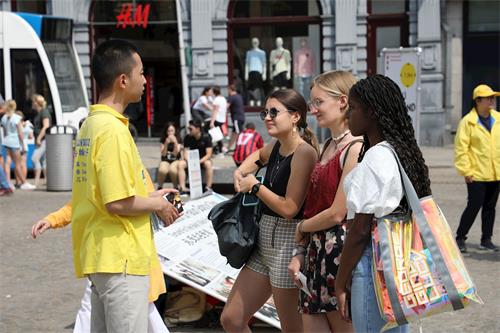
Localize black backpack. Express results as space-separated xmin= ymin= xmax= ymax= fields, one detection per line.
xmin=208 ymin=192 xmax=261 ymax=269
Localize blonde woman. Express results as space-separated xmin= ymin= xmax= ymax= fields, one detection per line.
xmin=31 ymin=94 xmax=51 ymax=188
xmin=1 ymin=99 xmax=35 ymax=189
xmin=288 ymin=71 xmax=360 ymax=332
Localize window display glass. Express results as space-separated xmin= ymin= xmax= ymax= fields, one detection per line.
xmin=229 ymin=1 xmax=321 ymax=107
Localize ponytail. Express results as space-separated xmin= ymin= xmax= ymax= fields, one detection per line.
xmin=301 ymin=127 xmax=319 ymax=157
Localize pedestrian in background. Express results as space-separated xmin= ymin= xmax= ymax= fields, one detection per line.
xmin=157 ymin=122 xmax=182 ymax=190
xmin=336 ymin=75 xmax=431 ymax=333
xmin=192 ymin=86 xmax=214 ymax=124
xmin=227 ymin=84 xmax=246 ymax=151
xmin=454 ymin=84 xmax=500 ymax=253
xmin=0 ymin=97 xmax=13 ymax=196
xmin=232 ymin=122 xmax=263 ymax=167
xmin=210 ymin=86 xmax=228 ymax=155
xmin=16 ymin=111 xmax=33 ymax=184
xmin=221 ymin=89 xmax=318 ymax=333
xmin=1 ymin=99 xmax=34 ymax=189
xmin=31 ymin=94 xmax=51 ymax=188
xmin=288 ymin=70 xmax=360 ymax=332
xmin=72 ymin=39 xmax=179 ymax=333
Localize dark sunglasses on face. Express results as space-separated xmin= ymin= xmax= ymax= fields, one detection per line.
xmin=259 ymin=107 xmax=293 ymax=120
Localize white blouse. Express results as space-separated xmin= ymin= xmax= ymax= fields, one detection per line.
xmin=343 ymin=141 xmax=404 ymax=220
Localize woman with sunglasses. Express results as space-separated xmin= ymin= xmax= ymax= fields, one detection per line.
xmin=221 ymin=89 xmax=318 ymax=332
xmin=288 ymin=70 xmax=360 ymax=332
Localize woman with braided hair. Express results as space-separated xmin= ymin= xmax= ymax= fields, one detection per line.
xmin=335 ymin=74 xmax=431 ymax=332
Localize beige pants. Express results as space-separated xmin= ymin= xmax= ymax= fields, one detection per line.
xmin=89 ymin=273 xmax=149 ymax=333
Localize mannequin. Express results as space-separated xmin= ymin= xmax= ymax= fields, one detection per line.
xmin=294 ymin=38 xmax=316 ymax=100
xmin=269 ymin=37 xmax=291 ymax=91
xmin=245 ymin=37 xmax=266 ymax=106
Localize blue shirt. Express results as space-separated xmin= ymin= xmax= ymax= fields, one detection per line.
xmin=246 ymin=49 xmax=266 ymax=73
xmin=1 ymin=113 xmax=22 ymax=149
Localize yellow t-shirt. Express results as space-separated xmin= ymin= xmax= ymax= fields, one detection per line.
xmin=72 ymin=104 xmax=153 ymax=278
xmin=46 ymin=167 xmax=166 ymax=302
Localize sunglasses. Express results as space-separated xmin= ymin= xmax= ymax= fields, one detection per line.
xmin=259 ymin=107 xmax=294 ymax=120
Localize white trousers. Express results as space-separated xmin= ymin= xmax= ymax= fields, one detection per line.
xmin=73 ymin=280 xmax=169 ymax=333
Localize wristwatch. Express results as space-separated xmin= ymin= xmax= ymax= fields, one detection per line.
xmin=292 ymin=246 xmax=307 ymax=257
xmin=250 ymin=182 xmax=262 ymax=195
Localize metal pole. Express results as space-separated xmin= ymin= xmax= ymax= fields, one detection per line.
xmin=175 ymin=0 xmax=192 ymax=126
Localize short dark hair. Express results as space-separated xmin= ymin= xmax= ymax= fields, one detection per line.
xmin=213 ymin=86 xmax=221 ymax=96
xmin=189 ymin=119 xmax=203 ymax=129
xmin=245 ymin=122 xmax=255 ymax=130
xmin=91 ymin=39 xmax=139 ymax=93
xmin=228 ymin=84 xmax=237 ymax=92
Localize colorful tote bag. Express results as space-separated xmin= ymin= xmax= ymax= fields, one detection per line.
xmin=371 ymin=145 xmax=482 ymax=331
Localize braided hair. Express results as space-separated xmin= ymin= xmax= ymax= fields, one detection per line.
xmin=350 ymin=75 xmax=431 ymax=198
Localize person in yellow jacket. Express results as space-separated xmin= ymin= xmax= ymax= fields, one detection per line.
xmin=31 ymin=171 xmax=171 ymax=333
xmin=454 ymin=84 xmax=500 ymax=253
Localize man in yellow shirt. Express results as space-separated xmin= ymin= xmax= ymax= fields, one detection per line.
xmin=455 ymin=84 xmax=500 ymax=253
xmin=72 ymin=39 xmax=179 ymax=332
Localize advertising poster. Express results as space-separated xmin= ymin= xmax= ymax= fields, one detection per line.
xmin=381 ymin=47 xmax=421 ymax=142
xmin=154 ymin=193 xmax=281 ymax=329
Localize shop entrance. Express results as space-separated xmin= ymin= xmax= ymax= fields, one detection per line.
xmin=90 ymin=0 xmax=182 ymax=137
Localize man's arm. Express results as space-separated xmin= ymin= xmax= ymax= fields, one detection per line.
xmin=200 ymin=147 xmax=213 ymax=164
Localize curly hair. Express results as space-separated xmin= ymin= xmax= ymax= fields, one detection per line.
xmin=350 ymin=75 xmax=431 ymax=198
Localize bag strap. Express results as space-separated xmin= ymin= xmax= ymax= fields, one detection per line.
xmin=341 ymin=139 xmax=363 ymax=169
xmin=377 ymin=219 xmax=409 ymax=325
xmin=380 ymin=143 xmax=464 ymax=311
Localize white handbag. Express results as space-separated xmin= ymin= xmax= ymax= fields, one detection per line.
xmin=208 ymin=126 xmax=224 ymax=143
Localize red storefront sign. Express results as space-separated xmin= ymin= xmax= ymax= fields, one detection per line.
xmin=116 ymin=3 xmax=151 ymax=29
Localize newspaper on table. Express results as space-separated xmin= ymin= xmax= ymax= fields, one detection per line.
xmin=154 ymin=193 xmax=281 ymax=329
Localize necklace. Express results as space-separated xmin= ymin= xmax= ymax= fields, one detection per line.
xmin=332 ymin=129 xmax=350 ymax=143
xmin=270 ymin=153 xmax=289 ymax=188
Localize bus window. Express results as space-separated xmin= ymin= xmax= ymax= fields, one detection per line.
xmin=42 ymin=43 xmax=87 ymax=113
xmin=41 ymin=17 xmax=87 ymax=113
xmin=10 ymin=49 xmax=54 ymax=123
xmin=0 ymin=50 xmax=4 ymax=100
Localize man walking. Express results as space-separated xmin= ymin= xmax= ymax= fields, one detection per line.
xmin=71 ymin=40 xmax=179 ymax=332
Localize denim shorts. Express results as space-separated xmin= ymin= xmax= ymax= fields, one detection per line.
xmin=351 ymin=245 xmax=409 ymax=333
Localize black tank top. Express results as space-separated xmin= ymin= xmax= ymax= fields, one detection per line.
xmin=262 ymin=142 xmax=304 ymax=219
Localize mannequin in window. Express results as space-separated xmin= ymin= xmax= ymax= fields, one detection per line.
xmin=294 ymin=38 xmax=316 ymax=100
xmin=245 ymin=37 xmax=266 ymax=106
xmin=269 ymin=37 xmax=291 ymax=91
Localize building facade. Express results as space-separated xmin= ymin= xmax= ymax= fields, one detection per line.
xmin=1 ymin=0 xmax=499 ymax=145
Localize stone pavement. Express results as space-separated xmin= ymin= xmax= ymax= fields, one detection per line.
xmin=0 ymin=143 xmax=498 ymax=332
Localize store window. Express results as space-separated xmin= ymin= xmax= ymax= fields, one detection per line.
xmin=11 ymin=0 xmax=47 ymax=14
xmin=367 ymin=0 xmax=409 ymax=75
xmin=10 ymin=49 xmax=54 ymax=123
xmin=228 ymin=0 xmax=321 ymax=108
xmin=467 ymin=0 xmax=500 ymax=32
xmin=90 ymin=0 xmax=181 ymax=136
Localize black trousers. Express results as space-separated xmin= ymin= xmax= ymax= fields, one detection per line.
xmin=456 ymin=181 xmax=499 ymax=241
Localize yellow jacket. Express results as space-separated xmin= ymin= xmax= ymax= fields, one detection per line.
xmin=44 ymin=172 xmax=166 ymax=302
xmin=454 ymin=108 xmax=500 ymax=181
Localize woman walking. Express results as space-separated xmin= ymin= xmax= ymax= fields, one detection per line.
xmin=0 ymin=100 xmax=35 ymax=189
xmin=221 ymin=89 xmax=318 ymax=332
xmin=31 ymin=94 xmax=51 ymax=188
xmin=288 ymin=71 xmax=360 ymax=332
xmin=335 ymin=75 xmax=431 ymax=333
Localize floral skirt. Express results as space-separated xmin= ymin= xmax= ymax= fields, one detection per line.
xmin=299 ymin=225 xmax=345 ymax=314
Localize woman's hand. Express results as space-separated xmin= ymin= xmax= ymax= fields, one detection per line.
xmin=239 ymin=174 xmax=258 ymax=193
xmin=288 ymin=255 xmax=304 ymax=288
xmin=335 ymin=281 xmax=351 ymax=323
xmin=233 ymin=169 xmax=244 ymax=192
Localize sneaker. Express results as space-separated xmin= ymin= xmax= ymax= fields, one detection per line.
xmin=479 ymin=240 xmax=499 ymax=252
xmin=456 ymin=238 xmax=467 ymax=253
xmin=204 ymin=186 xmax=213 ymax=194
xmin=20 ymin=182 xmax=36 ymax=190
xmin=221 ymin=147 xmax=228 ymax=154
xmin=0 ymin=188 xmax=14 ymax=196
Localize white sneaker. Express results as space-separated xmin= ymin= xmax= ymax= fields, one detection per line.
xmin=20 ymin=182 xmax=36 ymax=190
